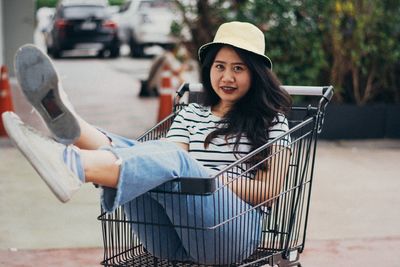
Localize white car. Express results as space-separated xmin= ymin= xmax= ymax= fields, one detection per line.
xmin=113 ymin=0 xmax=181 ymax=57
xmin=36 ymin=7 xmax=55 ymax=33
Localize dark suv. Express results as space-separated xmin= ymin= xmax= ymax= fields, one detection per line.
xmin=45 ymin=0 xmax=120 ymax=58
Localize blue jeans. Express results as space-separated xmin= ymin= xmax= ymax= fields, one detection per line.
xmin=100 ymin=131 xmax=262 ymax=265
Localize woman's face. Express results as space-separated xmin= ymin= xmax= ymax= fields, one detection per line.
xmin=210 ymin=46 xmax=251 ymax=108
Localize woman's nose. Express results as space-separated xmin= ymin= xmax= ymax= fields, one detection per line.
xmin=221 ymin=69 xmax=235 ymax=82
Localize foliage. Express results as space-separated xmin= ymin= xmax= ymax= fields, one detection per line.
xmin=327 ymin=0 xmax=400 ymax=104
xmin=238 ymin=0 xmax=329 ymax=89
xmin=174 ymin=0 xmax=400 ymax=104
xmin=36 ymin=0 xmax=58 ymax=9
xmin=108 ymin=0 xmax=125 ymax=5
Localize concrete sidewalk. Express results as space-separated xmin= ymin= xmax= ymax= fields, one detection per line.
xmin=2 ymin=137 xmax=399 ymax=266
xmin=1 ymin=237 xmax=399 ymax=266
xmin=1 ymin=73 xmax=399 ymax=266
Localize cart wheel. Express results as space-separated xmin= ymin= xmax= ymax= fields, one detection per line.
xmin=109 ymin=46 xmax=120 ymax=58
xmin=129 ymin=41 xmax=144 ymax=58
xmin=271 ymin=249 xmax=302 ymax=267
xmin=97 ymin=49 xmax=106 ymax=58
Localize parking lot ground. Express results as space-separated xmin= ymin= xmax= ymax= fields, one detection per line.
xmin=1 ymin=236 xmax=399 ymax=266
xmin=1 ymin=138 xmax=399 ymax=266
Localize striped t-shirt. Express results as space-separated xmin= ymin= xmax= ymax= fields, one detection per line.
xmin=166 ymin=103 xmax=290 ymax=174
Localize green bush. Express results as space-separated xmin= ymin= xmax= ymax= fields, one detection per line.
xmin=326 ymin=0 xmax=400 ymax=104
xmin=36 ymin=0 xmax=57 ymax=9
xmin=175 ymin=0 xmax=400 ymax=104
xmin=108 ymin=0 xmax=124 ymax=5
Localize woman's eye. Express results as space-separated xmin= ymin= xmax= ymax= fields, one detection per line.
xmin=233 ymin=66 xmax=244 ymax=72
xmin=215 ymin=64 xmax=224 ymax=70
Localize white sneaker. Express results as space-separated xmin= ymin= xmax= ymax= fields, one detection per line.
xmin=14 ymin=44 xmax=80 ymax=145
xmin=1 ymin=111 xmax=82 ymax=203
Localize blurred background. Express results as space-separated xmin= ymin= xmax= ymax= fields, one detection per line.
xmin=0 ymin=0 xmax=399 ymax=266
xmin=2 ymin=0 xmax=399 ymax=138
xmin=36 ymin=0 xmax=400 ymax=105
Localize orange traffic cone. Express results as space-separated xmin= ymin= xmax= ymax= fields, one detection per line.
xmin=157 ymin=66 xmax=174 ymax=122
xmin=0 ymin=65 xmax=14 ymax=136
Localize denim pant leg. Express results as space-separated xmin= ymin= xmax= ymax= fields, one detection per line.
xmin=100 ymin=140 xmax=211 ymax=212
xmin=98 ymin=131 xmax=191 ymax=260
xmin=123 ymin=193 xmax=190 ymax=261
xmin=149 ymin=184 xmax=262 ymax=265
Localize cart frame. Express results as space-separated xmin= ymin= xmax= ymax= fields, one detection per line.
xmin=98 ymin=84 xmax=334 ymax=267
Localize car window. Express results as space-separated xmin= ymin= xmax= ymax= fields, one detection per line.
xmin=62 ymin=6 xmax=108 ymax=19
xmin=138 ymin=0 xmax=173 ymax=10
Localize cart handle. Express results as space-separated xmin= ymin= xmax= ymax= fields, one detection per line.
xmin=282 ymin=85 xmax=334 ymax=100
xmin=177 ymin=83 xmax=333 ymax=98
xmin=176 ymin=83 xmax=333 ymax=110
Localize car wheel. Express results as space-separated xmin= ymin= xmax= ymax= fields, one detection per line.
xmin=129 ymin=40 xmax=144 ymax=58
xmin=51 ymin=48 xmax=61 ymax=59
xmin=109 ymin=46 xmax=120 ymax=58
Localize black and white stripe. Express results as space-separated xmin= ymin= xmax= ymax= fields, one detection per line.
xmin=166 ymin=103 xmax=290 ymax=173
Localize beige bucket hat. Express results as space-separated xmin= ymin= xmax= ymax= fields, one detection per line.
xmin=198 ymin=21 xmax=273 ymax=69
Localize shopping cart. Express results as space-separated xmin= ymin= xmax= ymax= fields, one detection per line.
xmin=98 ymin=84 xmax=334 ymax=267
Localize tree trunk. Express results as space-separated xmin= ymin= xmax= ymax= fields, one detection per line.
xmin=351 ymin=64 xmax=361 ymax=105
xmin=174 ymin=0 xmax=221 ymax=61
xmin=361 ymin=67 xmax=376 ymax=105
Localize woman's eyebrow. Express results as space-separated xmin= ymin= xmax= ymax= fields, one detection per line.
xmin=213 ymin=60 xmax=246 ymax=65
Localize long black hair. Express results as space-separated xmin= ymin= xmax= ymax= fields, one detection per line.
xmin=201 ymin=44 xmax=292 ymax=154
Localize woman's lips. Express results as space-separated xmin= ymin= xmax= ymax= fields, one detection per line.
xmin=220 ymin=86 xmax=236 ymax=94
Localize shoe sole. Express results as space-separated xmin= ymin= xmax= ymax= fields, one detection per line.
xmin=1 ymin=111 xmax=82 ymax=203
xmin=14 ymin=44 xmax=80 ymax=145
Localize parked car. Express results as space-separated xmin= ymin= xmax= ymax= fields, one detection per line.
xmin=45 ymin=0 xmax=120 ymax=58
xmin=113 ymin=0 xmax=180 ymax=57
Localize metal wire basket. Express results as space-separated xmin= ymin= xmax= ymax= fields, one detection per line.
xmin=98 ymin=84 xmax=334 ymax=267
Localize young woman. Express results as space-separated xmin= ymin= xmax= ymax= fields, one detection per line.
xmin=2 ymin=21 xmax=292 ymax=265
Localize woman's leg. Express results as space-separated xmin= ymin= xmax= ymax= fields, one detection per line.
xmin=73 ymin=117 xmax=111 ymax=149
xmin=4 ymin=107 xmax=191 ymax=202
xmin=123 ymin=194 xmax=191 ymax=261
xmin=80 ymin=149 xmax=120 ymax=187
xmin=149 ymin=181 xmax=262 ymax=265
xmin=100 ymin=140 xmax=210 ymax=212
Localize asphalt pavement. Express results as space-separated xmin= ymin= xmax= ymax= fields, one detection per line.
xmin=0 ymin=53 xmax=399 ymax=266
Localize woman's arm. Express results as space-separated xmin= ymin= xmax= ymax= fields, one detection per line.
xmin=226 ymin=145 xmax=291 ymax=206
